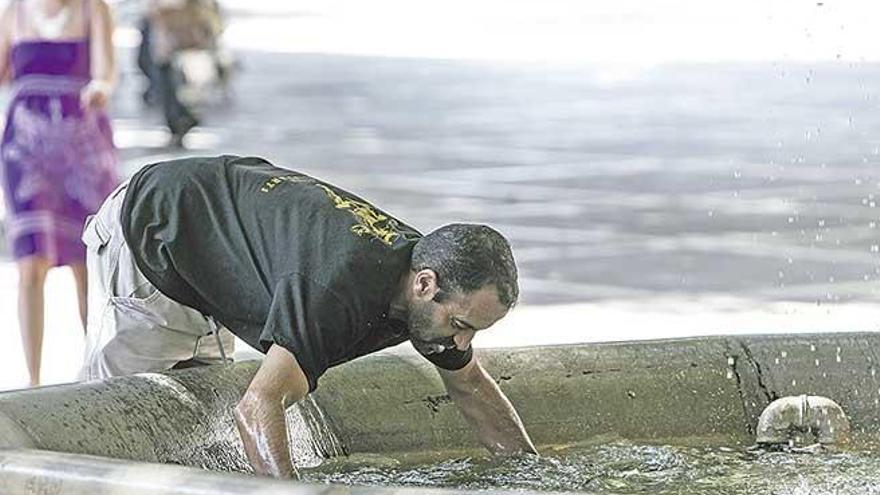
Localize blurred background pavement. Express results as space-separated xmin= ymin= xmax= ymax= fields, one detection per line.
xmin=1 ymin=0 xmax=878 ymax=389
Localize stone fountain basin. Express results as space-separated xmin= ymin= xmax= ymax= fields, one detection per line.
xmin=1 ymin=332 xmax=878 ymax=474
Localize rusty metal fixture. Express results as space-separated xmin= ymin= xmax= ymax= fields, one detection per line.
xmin=755 ymin=395 xmax=850 ymax=447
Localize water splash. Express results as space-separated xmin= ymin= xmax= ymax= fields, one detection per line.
xmin=304 ymin=442 xmax=880 ymax=494
xmin=286 ymin=396 xmax=346 ymax=467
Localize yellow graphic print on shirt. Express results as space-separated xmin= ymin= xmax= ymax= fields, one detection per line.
xmin=261 ymin=174 xmax=419 ymax=246
xmin=314 ymin=184 xmax=416 ymax=246
xmin=260 ymin=174 xmax=312 ymax=192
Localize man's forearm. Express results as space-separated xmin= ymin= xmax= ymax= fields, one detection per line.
xmin=442 ymin=363 xmax=537 ymax=455
xmin=233 ymin=391 xmax=298 ymax=478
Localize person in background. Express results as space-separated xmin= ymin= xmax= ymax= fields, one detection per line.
xmin=0 ymin=0 xmax=118 ymax=387
xmin=144 ymin=0 xmax=223 ymax=147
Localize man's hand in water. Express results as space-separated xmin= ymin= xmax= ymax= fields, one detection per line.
xmin=439 ymin=356 xmax=538 ymax=456
xmin=234 ymin=344 xmax=310 ymax=478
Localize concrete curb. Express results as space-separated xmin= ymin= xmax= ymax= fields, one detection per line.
xmin=0 ymin=332 xmax=877 ymax=471
xmin=316 ymin=333 xmax=880 ymax=452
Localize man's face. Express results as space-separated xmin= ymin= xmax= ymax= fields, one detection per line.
xmin=408 ymin=284 xmax=509 ymax=355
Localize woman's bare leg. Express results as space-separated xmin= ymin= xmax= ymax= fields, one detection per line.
xmin=17 ymin=256 xmax=51 ymax=387
xmin=71 ymin=262 xmax=88 ymax=333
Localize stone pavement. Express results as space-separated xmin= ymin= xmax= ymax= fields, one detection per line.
xmin=0 ymin=0 xmax=878 ymax=389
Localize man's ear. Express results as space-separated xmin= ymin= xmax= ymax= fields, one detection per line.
xmin=413 ymin=269 xmax=439 ymax=301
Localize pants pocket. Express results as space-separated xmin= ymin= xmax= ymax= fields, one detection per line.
xmin=110 ymin=287 xmax=169 ymax=329
xmin=81 ymin=215 xmax=108 ymax=253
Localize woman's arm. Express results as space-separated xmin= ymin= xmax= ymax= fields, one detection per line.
xmin=0 ymin=4 xmax=16 ymax=85
xmin=81 ymin=0 xmax=116 ymax=109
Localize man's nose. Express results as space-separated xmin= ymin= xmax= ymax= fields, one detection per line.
xmin=453 ymin=330 xmax=475 ymax=350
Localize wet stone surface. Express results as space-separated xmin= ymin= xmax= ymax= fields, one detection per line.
xmin=304 ymin=442 xmax=880 ymax=494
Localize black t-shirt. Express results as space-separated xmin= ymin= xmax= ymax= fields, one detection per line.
xmin=121 ymin=155 xmax=472 ymax=390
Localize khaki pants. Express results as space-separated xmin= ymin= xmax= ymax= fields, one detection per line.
xmin=79 ymin=181 xmax=234 ymax=380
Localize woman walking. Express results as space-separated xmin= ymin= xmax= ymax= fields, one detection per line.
xmin=0 ymin=0 xmax=118 ymax=386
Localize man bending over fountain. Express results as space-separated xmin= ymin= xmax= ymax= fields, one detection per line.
xmin=80 ymin=155 xmax=537 ymax=478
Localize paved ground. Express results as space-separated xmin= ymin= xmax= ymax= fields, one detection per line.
xmin=0 ymin=0 xmax=878 ymax=389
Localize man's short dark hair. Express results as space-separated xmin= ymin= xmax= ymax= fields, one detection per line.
xmin=411 ymin=224 xmax=519 ymax=308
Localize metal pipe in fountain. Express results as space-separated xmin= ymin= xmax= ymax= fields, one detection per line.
xmin=755 ymin=395 xmax=851 ymax=448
